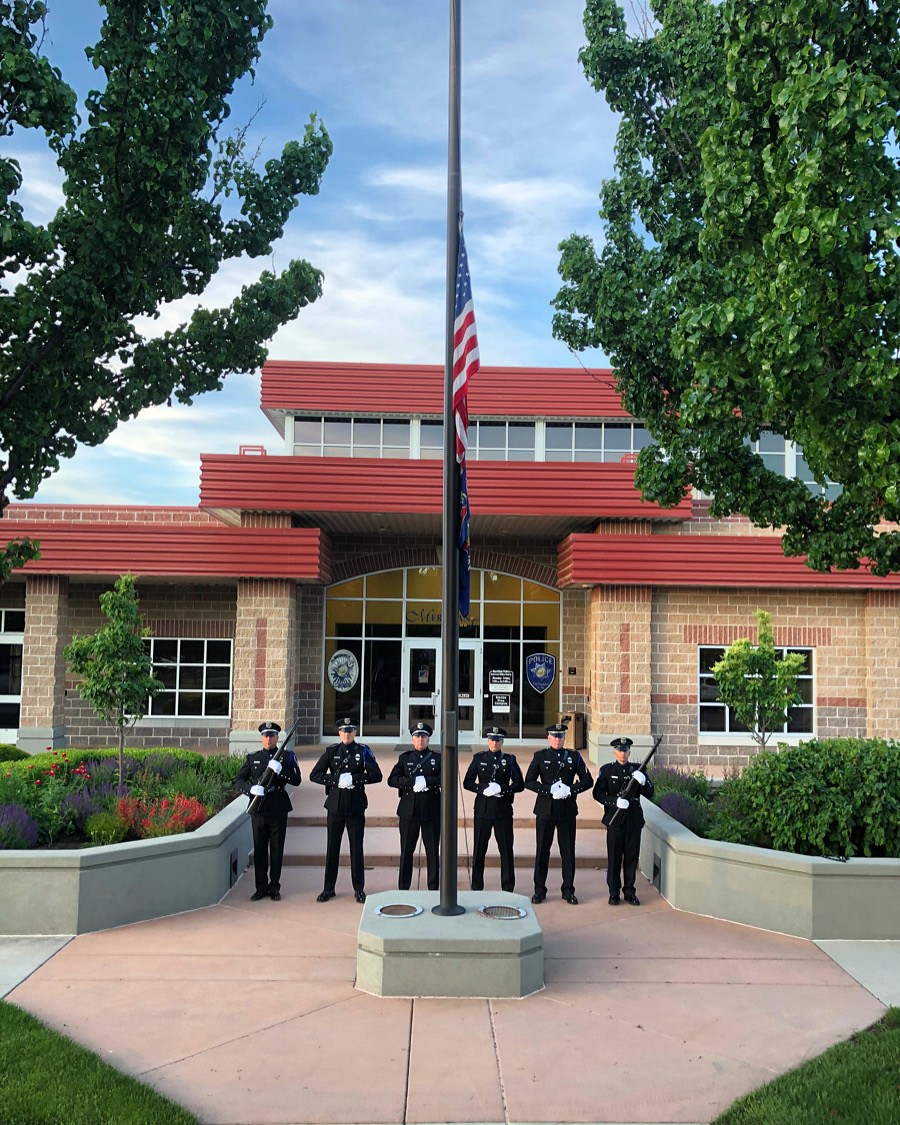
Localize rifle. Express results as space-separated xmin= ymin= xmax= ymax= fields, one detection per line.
xmin=247 ymin=715 xmax=303 ymax=816
xmin=606 ymin=735 xmax=663 ymax=829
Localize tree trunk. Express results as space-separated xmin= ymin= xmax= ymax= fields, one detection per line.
xmin=118 ymin=726 xmax=126 ymax=798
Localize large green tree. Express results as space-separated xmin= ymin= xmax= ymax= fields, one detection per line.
xmin=1 ymin=1 xmax=331 ymax=567
xmin=554 ymin=0 xmax=900 ymax=574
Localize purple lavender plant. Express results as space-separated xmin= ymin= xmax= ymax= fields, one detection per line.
xmin=659 ymin=791 xmax=711 ymax=836
xmin=59 ymin=784 xmax=118 ymax=834
xmin=0 ymin=803 xmax=40 ymax=849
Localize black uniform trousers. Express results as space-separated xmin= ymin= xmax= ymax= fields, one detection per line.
xmin=471 ymin=818 xmax=515 ymax=892
xmin=323 ymin=811 xmax=366 ymax=895
xmin=250 ymin=812 xmax=288 ymax=895
xmin=606 ymin=826 xmax=640 ymax=896
xmin=398 ymin=818 xmax=440 ymax=891
xmin=533 ymin=818 xmax=576 ymax=896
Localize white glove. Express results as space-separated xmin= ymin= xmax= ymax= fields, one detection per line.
xmin=550 ymin=780 xmax=570 ymax=800
xmin=250 ymin=784 xmax=265 ymax=797
xmin=482 ymin=781 xmax=502 ymax=797
xmin=632 ymin=770 xmax=646 ymax=786
xmin=413 ymin=775 xmax=427 ymax=793
xmin=557 ymin=782 xmax=571 ymax=798
xmin=616 ymin=796 xmax=630 ymax=809
xmin=338 ymin=772 xmax=354 ymax=789
xmin=267 ymin=759 xmax=282 ymax=775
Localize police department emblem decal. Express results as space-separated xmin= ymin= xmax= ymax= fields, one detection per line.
xmin=526 ymin=653 xmax=556 ymax=694
xmin=328 ymin=649 xmax=359 ymax=692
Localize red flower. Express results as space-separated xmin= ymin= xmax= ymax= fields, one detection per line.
xmin=35 ymin=779 xmax=41 ymax=785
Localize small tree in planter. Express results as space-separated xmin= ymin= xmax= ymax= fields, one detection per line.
xmin=64 ymin=575 xmax=163 ymax=795
xmin=712 ymin=611 xmax=806 ymax=748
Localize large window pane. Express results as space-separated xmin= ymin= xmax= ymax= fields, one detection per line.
xmin=147 ymin=638 xmax=233 ymax=719
xmin=325 ymin=599 xmax=363 ymax=637
xmin=354 ymin=421 xmax=381 ymax=445
xmin=294 ymin=418 xmax=322 ymax=443
xmin=323 ymin=419 xmax=352 ymax=444
xmin=478 ymin=423 xmax=506 ymax=449
xmin=366 ymin=570 xmax=403 ymax=598
xmin=545 ymin=424 xmax=573 ymax=453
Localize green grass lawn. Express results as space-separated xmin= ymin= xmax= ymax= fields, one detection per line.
xmin=0 ymin=1000 xmax=197 ymax=1125
xmin=712 ymin=1007 xmax=900 ymax=1125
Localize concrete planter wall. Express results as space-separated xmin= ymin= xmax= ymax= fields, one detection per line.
xmin=640 ymin=799 xmax=900 ymax=939
xmin=0 ymin=798 xmax=252 ymax=936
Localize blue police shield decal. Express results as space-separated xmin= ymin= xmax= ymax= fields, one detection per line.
xmin=526 ymin=653 xmax=556 ymax=694
xmin=328 ymin=649 xmax=359 ymax=692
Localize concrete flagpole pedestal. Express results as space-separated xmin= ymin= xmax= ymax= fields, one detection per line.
xmin=356 ymin=891 xmax=543 ymax=998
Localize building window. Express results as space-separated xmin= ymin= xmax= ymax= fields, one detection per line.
xmin=545 ymin=422 xmax=654 ymax=462
xmin=294 ymin=416 xmax=410 ymax=459
xmin=145 ymin=639 xmax=232 ymax=718
xmin=743 ymin=433 xmax=842 ymax=500
xmin=0 ymin=609 xmax=24 ymax=735
xmin=698 ymin=646 xmax=814 ymax=737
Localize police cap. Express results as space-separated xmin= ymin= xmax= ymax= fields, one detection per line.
xmin=410 ymin=721 xmax=433 ymax=737
xmin=484 ymin=726 xmax=507 ymax=740
xmin=258 ymin=721 xmax=281 ymax=735
xmin=610 ymin=735 xmax=633 ymax=749
xmin=545 ymin=723 xmax=568 ymax=737
xmin=337 ymin=717 xmax=358 ymax=732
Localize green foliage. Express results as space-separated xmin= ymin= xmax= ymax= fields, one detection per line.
xmin=554 ymin=0 xmax=900 ymax=574
xmin=0 ymin=0 xmax=331 ymax=577
xmin=711 ymin=611 xmax=805 ymax=747
xmin=649 ymin=764 xmax=713 ymax=802
xmin=161 ymin=767 xmax=221 ymax=806
xmin=0 ymin=999 xmax=198 ymax=1124
xmin=712 ymin=1009 xmax=900 ymax=1124
xmin=201 ymin=751 xmax=246 ymax=787
xmin=64 ymin=575 xmax=162 ymax=793
xmin=708 ymin=739 xmax=900 ymax=857
xmin=0 ymin=744 xmax=28 ymax=761
xmin=85 ymin=809 xmax=127 ymax=846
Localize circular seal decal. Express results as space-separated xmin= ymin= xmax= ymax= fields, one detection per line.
xmin=328 ymin=649 xmax=359 ymax=693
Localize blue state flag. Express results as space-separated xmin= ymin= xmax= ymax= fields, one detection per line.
xmin=459 ymin=463 xmax=471 ymax=619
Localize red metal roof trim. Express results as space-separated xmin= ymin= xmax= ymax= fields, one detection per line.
xmin=1 ymin=522 xmax=332 ymax=582
xmin=557 ymin=533 xmax=900 ymax=589
xmin=199 ymin=455 xmax=690 ymax=520
xmin=260 ymin=361 xmax=629 ymax=418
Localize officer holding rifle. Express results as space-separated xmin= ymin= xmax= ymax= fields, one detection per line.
xmin=236 ymin=721 xmax=302 ymax=902
xmin=592 ymin=735 xmax=654 ymax=905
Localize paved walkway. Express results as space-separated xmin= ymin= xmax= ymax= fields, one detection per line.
xmin=4 ymin=860 xmax=898 ymax=1125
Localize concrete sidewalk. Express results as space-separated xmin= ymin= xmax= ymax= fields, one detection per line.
xmin=4 ymin=859 xmax=898 ymax=1125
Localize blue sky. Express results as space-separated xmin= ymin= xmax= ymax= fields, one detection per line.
xmin=15 ymin=1 xmax=617 ymax=506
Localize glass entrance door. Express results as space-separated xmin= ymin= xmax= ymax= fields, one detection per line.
xmin=402 ymin=641 xmax=441 ymax=740
xmin=401 ymin=640 xmax=482 ymax=745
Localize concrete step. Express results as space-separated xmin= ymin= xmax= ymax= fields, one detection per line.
xmin=262 ymin=824 xmax=609 ymax=869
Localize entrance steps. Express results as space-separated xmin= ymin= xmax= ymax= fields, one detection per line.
xmin=258 ymin=747 xmax=610 ymax=871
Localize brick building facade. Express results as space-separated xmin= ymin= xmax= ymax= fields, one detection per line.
xmin=1 ymin=362 xmax=898 ymax=770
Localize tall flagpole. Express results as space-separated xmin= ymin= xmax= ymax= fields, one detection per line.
xmin=434 ymin=0 xmax=465 ymax=917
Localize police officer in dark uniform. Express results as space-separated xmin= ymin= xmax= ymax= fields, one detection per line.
xmin=525 ymin=721 xmax=594 ymax=905
xmin=387 ymin=720 xmax=441 ymax=891
xmin=235 ymin=721 xmax=302 ymax=901
xmin=310 ymin=718 xmax=382 ymax=903
xmin=592 ymin=735 xmax=654 ymax=905
xmin=463 ymin=726 xmax=525 ymax=892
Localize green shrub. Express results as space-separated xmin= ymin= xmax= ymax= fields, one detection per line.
xmin=707 ymin=738 xmax=900 ymax=857
xmin=0 ymin=744 xmax=28 ymax=762
xmin=85 ymin=810 xmax=127 ymax=846
xmin=649 ymin=765 xmax=713 ymax=802
xmin=163 ymin=768 xmax=222 ymax=806
xmin=202 ymin=752 xmax=245 ymax=787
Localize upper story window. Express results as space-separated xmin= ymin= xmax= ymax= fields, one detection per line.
xmin=294 ymin=417 xmax=410 ymax=459
xmin=744 ymin=434 xmax=842 ymax=501
xmin=546 ymin=422 xmax=654 ymax=462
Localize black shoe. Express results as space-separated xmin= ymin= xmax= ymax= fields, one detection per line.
xmin=608 ymin=894 xmax=620 ymax=906
xmin=270 ymin=892 xmax=281 ymax=901
xmin=624 ymin=893 xmax=641 ymax=906
xmin=316 ymin=890 xmax=335 ymax=903
xmin=355 ymin=890 xmax=366 ymax=903
xmin=531 ymin=891 xmax=546 ymax=904
xmin=250 ymin=890 xmax=268 ymax=901
xmin=563 ymin=892 xmax=578 ymax=905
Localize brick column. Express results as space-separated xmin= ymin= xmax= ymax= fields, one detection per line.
xmin=19 ymin=575 xmax=69 ymax=753
xmin=587 ymin=584 xmax=653 ymax=764
xmin=865 ymin=590 xmax=900 ymax=738
xmin=560 ymin=587 xmax=588 ymax=745
xmin=230 ymin=579 xmax=299 ymax=755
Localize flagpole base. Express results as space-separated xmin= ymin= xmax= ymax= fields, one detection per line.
xmin=432 ymin=903 xmax=466 ymax=917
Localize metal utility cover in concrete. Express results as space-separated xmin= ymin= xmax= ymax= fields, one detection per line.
xmin=356 ymin=890 xmax=543 ymax=998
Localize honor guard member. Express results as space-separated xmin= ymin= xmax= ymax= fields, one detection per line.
xmin=310 ymin=718 xmax=382 ymax=903
xmin=592 ymin=736 xmax=654 ymax=905
xmin=236 ymin=721 xmax=302 ymax=901
xmin=387 ymin=720 xmax=442 ymax=891
xmin=463 ymin=726 xmax=525 ymax=893
xmin=525 ymin=722 xmax=594 ymax=905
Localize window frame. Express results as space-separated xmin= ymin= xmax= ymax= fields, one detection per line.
xmin=143 ymin=637 xmax=233 ymax=721
xmin=696 ymin=644 xmax=815 ymax=744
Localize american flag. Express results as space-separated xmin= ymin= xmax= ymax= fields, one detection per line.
xmin=453 ymin=234 xmax=479 ymax=618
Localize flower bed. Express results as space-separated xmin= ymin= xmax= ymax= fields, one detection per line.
xmin=0 ymin=747 xmax=244 ymax=850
